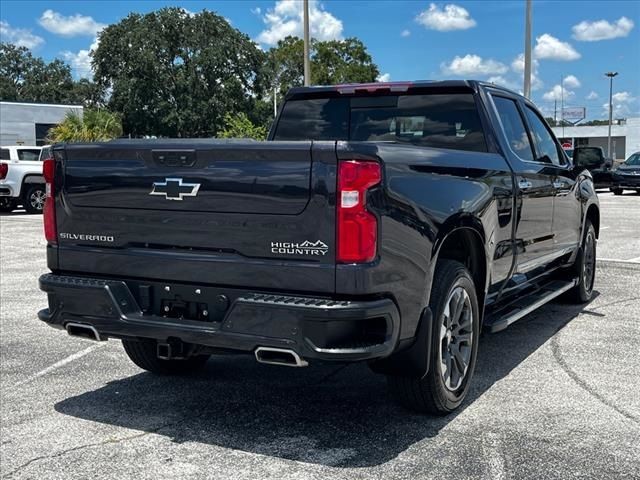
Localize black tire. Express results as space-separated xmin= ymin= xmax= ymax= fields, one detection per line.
xmin=122 ymin=339 xmax=210 ymax=375
xmin=388 ymin=260 xmax=480 ymax=415
xmin=567 ymin=221 xmax=596 ymax=303
xmin=23 ymin=184 xmax=46 ymax=214
xmin=612 ymin=188 xmax=623 ymax=195
xmin=0 ymin=198 xmax=15 ymax=213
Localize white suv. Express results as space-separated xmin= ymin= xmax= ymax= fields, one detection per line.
xmin=0 ymin=145 xmax=45 ymax=213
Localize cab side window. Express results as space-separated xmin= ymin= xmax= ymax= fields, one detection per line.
xmin=17 ymin=149 xmax=41 ymax=161
xmin=0 ymin=148 xmax=9 ymax=160
xmin=492 ymin=96 xmax=535 ymax=162
xmin=524 ymin=106 xmax=565 ymax=166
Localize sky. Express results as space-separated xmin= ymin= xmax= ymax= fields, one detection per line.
xmin=1 ymin=0 xmax=639 ymax=120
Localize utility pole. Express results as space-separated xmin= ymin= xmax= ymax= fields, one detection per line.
xmin=605 ymin=71 xmax=618 ymax=158
xmin=561 ymin=75 xmax=565 ymax=138
xmin=523 ymin=0 xmax=532 ymax=98
xmin=273 ymin=86 xmax=277 ymax=118
xmin=303 ymin=0 xmax=311 ymax=86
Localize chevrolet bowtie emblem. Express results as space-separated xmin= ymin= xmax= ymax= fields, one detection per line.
xmin=150 ymin=178 xmax=200 ymax=201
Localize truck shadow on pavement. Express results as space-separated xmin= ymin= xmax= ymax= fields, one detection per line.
xmin=54 ymin=295 xmax=598 ymax=468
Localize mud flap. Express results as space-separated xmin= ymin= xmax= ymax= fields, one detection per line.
xmin=369 ymin=307 xmax=432 ymax=378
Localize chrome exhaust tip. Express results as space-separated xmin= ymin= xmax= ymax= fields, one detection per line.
xmin=65 ymin=322 xmax=103 ymax=342
xmin=255 ymin=347 xmax=308 ymax=367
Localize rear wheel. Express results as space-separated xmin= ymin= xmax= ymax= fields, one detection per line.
xmin=122 ymin=339 xmax=210 ymax=375
xmin=0 ymin=198 xmax=15 ymax=213
xmin=567 ymin=220 xmax=596 ymax=303
xmin=388 ymin=260 xmax=480 ymax=415
xmin=24 ymin=184 xmax=46 ymax=214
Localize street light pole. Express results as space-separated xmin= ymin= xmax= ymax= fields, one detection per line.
xmin=303 ymin=0 xmax=311 ymax=86
xmin=605 ymin=71 xmax=618 ymax=159
xmin=523 ymin=0 xmax=532 ymax=98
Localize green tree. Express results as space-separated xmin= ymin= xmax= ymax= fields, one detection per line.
xmin=312 ymin=38 xmax=379 ymax=85
xmin=93 ymin=8 xmax=267 ymax=138
xmin=266 ymin=36 xmax=304 ymax=99
xmin=0 ymin=42 xmax=104 ymax=105
xmin=70 ymin=78 xmax=107 ymax=107
xmin=47 ymin=109 xmax=122 ymax=142
xmin=265 ymin=36 xmax=380 ymax=101
xmin=582 ymin=119 xmax=610 ymax=126
xmin=218 ymin=112 xmax=267 ymax=140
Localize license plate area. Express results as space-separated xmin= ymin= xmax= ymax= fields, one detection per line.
xmin=128 ymin=281 xmax=232 ymax=323
xmin=160 ymin=298 xmax=210 ymax=322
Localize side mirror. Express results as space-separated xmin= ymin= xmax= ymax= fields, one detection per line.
xmin=573 ymin=147 xmax=605 ymax=169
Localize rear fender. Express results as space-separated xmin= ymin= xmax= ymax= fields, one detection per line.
xmin=428 ymin=217 xmax=489 ymax=306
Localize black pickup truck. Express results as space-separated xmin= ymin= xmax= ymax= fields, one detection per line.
xmin=38 ymin=81 xmax=599 ymax=414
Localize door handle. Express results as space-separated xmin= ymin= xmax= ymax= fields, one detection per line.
xmin=518 ymin=179 xmax=533 ymax=190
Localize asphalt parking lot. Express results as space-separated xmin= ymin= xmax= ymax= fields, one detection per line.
xmin=1 ymin=192 xmax=639 ymax=480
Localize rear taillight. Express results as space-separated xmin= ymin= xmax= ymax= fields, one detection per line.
xmin=42 ymin=158 xmax=57 ymax=244
xmin=336 ymin=160 xmax=381 ymax=263
xmin=0 ymin=163 xmax=7 ymax=180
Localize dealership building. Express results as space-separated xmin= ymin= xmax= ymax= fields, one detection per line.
xmin=552 ymin=117 xmax=640 ymax=161
xmin=0 ymin=101 xmax=83 ymax=146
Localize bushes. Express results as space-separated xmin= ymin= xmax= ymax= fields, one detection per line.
xmin=47 ymin=109 xmax=123 ymax=143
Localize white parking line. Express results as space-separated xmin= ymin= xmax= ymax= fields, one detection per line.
xmin=13 ymin=343 xmax=106 ymax=387
xmin=597 ymin=258 xmax=640 ymax=264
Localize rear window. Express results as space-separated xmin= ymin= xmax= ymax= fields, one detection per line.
xmin=0 ymin=148 xmax=9 ymax=160
xmin=274 ymin=98 xmax=349 ymax=141
xmin=273 ymin=93 xmax=487 ymax=153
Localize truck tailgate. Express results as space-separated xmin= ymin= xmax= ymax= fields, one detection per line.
xmin=54 ymin=140 xmax=337 ymax=294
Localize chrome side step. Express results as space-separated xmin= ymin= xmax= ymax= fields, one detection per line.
xmin=484 ymin=279 xmax=578 ymax=333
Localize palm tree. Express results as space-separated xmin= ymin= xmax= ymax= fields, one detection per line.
xmin=47 ymin=109 xmax=123 ymax=143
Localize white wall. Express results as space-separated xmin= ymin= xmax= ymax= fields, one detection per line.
xmin=552 ymin=117 xmax=640 ymax=160
xmin=0 ymin=102 xmax=83 ymax=146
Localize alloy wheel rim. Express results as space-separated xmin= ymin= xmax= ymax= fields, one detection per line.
xmin=30 ymin=190 xmax=46 ymax=210
xmin=439 ymin=285 xmax=474 ymax=392
xmin=583 ymin=232 xmax=596 ymax=293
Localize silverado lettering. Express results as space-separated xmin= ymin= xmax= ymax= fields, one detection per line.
xmin=59 ymin=233 xmax=115 ymax=242
xmin=37 ymin=80 xmax=599 ymax=414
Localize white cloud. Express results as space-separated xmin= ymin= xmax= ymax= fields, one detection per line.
xmin=416 ymin=3 xmax=476 ymax=31
xmin=441 ymin=54 xmax=507 ymax=76
xmin=543 ymin=84 xmax=575 ymax=102
xmin=401 ymin=29 xmax=411 ymax=37
xmin=572 ymin=16 xmax=634 ymax=42
xmin=540 ymin=76 xmax=581 ymax=102
xmin=61 ymin=37 xmax=100 ymax=79
xmin=39 ymin=9 xmax=105 ymax=37
xmin=251 ymin=7 xmax=262 ymax=15
xmin=612 ymin=92 xmax=634 ymax=103
xmin=377 ymin=73 xmax=391 ymax=82
xmin=510 ymin=53 xmax=542 ymax=90
xmin=533 ymin=33 xmax=580 ymax=61
xmin=586 ymin=91 xmax=599 ymax=100
xmin=602 ymin=92 xmax=636 ymax=117
xmin=0 ymin=21 xmax=44 ymax=49
xmin=257 ymin=0 xmax=343 ymax=46
xmin=487 ymin=76 xmax=521 ymax=92
xmin=563 ymin=75 xmax=581 ymax=88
